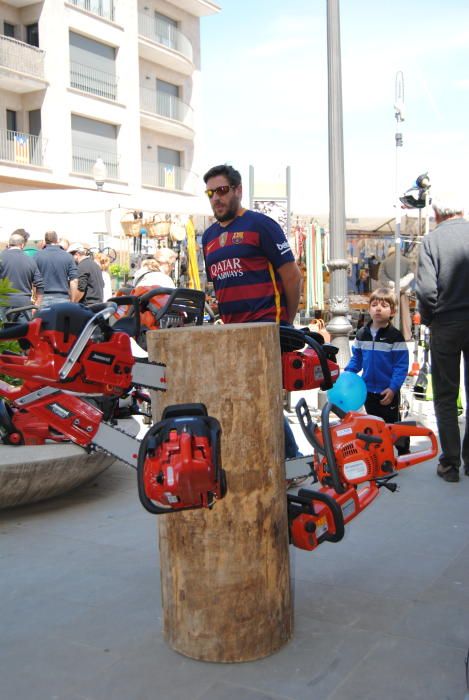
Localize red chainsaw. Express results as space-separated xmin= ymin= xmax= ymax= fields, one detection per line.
xmin=287 ymin=399 xmax=438 ymax=551
xmin=0 ymin=302 xmax=226 ymax=514
xmin=279 ymin=325 xmax=340 ymax=391
xmin=110 ymin=285 xmax=207 ymax=350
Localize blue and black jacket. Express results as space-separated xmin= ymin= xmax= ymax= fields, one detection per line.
xmin=345 ymin=322 xmax=409 ymax=394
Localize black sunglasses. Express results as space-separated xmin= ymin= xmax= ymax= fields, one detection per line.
xmin=205 ymin=185 xmax=235 ymax=199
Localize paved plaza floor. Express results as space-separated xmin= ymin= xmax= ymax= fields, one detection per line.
xmin=2 ymin=399 xmax=469 ymax=700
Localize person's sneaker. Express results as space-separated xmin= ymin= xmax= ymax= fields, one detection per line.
xmin=437 ymin=463 xmax=460 ymax=482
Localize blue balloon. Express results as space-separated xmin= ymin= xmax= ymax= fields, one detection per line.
xmin=327 ymin=371 xmax=367 ymax=412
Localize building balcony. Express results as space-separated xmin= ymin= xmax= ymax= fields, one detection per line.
xmin=0 ymin=35 xmax=47 ymax=93
xmin=70 ymin=61 xmax=118 ymax=101
xmin=142 ymin=161 xmax=198 ymax=194
xmin=67 ymin=0 xmax=115 ymax=22
xmin=0 ymin=129 xmax=46 ymax=167
xmin=138 ymin=13 xmax=194 ymax=76
xmin=72 ymin=145 xmax=119 ymax=179
xmin=140 ymin=87 xmax=194 ymax=139
xmin=2 ymin=0 xmax=38 ymax=7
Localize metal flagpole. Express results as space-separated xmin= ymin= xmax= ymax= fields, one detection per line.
xmin=325 ymin=0 xmax=352 ymax=366
xmin=394 ymin=71 xmax=405 ymax=329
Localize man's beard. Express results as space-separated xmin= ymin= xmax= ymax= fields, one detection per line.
xmin=214 ymin=201 xmax=239 ymax=222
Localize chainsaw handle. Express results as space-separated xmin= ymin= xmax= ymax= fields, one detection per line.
xmin=137 ymin=421 xmax=176 ymax=515
xmin=321 ymin=402 xmax=346 ymax=494
xmin=0 ymin=322 xmax=29 ymax=340
xmin=298 ymin=488 xmax=345 ymax=542
xmin=58 ymin=304 xmax=117 ymax=381
xmin=295 ymin=398 xmax=326 ymax=456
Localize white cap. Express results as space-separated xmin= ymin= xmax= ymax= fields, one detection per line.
xmin=68 ymin=242 xmax=87 ymax=253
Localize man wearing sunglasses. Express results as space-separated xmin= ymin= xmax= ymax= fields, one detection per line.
xmin=202 ymin=164 xmax=303 ymax=457
xmin=203 ymin=164 xmax=302 ymax=325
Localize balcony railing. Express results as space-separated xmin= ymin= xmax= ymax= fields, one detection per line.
xmin=138 ymin=13 xmax=193 ymax=63
xmin=142 ymin=161 xmax=199 ymax=193
xmin=72 ymin=145 xmax=119 ymax=179
xmin=0 ymin=129 xmax=45 ymax=166
xmin=140 ymin=88 xmax=194 ymax=128
xmin=0 ymin=35 xmax=45 ymax=79
xmin=69 ymin=0 xmax=115 ymax=21
xmin=70 ymin=61 xmax=118 ymax=101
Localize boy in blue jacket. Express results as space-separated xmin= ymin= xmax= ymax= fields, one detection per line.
xmin=345 ymin=288 xmax=410 ymax=452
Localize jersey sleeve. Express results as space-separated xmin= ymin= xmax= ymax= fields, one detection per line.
xmin=257 ymin=216 xmax=295 ymax=269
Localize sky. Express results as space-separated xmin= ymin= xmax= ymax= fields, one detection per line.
xmin=199 ymin=0 xmax=469 ymax=218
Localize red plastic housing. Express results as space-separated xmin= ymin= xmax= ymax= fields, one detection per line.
xmin=282 ymin=348 xmax=340 ymax=391
xmin=143 ymin=429 xmax=222 ymax=510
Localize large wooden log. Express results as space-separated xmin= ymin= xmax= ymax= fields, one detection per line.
xmin=147 ymin=323 xmax=292 ymax=662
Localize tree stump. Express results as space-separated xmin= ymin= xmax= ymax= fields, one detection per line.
xmin=147 ymin=323 xmax=293 ymax=662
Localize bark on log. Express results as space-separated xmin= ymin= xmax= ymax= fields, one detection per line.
xmin=147 ymin=322 xmax=292 ymax=662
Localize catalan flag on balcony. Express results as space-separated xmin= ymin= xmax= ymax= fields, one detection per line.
xmin=164 ymin=165 xmax=175 ymax=189
xmin=14 ymin=134 xmax=30 ymax=165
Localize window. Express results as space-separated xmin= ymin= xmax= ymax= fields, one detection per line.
xmin=4 ymin=22 xmax=15 ymax=39
xmin=71 ymin=114 xmax=118 ymax=178
xmin=26 ymin=23 xmax=39 ymax=47
xmin=28 ymin=110 xmax=41 ymax=136
xmin=155 ymin=11 xmax=177 ymax=50
xmin=156 ymin=79 xmax=179 ymax=120
xmin=69 ymin=31 xmax=117 ymax=100
xmin=6 ymin=109 xmax=17 ymax=133
xmin=157 ymin=146 xmax=181 ymax=189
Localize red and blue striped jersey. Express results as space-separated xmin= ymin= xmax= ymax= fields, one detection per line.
xmin=202 ymin=210 xmax=295 ymax=324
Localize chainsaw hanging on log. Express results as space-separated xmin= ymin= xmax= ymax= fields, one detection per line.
xmin=287 ymin=399 xmax=438 ymax=551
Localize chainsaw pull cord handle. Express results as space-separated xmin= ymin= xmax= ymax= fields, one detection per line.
xmin=321 ymin=402 xmax=347 ymax=494
xmin=297 ymin=487 xmax=345 ymax=543
xmin=355 ymin=432 xmax=383 ymax=450
xmin=59 ymin=303 xmax=117 ymax=381
xmin=295 ymin=398 xmax=326 ymax=456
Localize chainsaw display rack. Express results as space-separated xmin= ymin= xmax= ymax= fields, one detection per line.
xmin=147 ymin=323 xmax=293 ymax=663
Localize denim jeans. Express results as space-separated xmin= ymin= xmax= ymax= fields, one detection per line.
xmin=40 ymin=294 xmax=70 ymax=308
xmin=284 ymin=415 xmax=301 ymax=459
xmin=430 ymin=318 xmax=469 ymax=467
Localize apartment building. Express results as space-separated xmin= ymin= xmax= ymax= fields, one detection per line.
xmin=0 ymin=0 xmax=219 ymax=207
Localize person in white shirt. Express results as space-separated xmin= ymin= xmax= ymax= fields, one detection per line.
xmin=133 ymin=248 xmax=177 ymax=288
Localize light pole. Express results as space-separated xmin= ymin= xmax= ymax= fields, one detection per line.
xmin=92 ymin=157 xmax=107 ymax=191
xmin=325 ymin=0 xmax=352 ymax=367
xmin=393 ymin=71 xmax=405 ymax=328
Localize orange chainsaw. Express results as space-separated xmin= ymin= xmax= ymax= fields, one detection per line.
xmin=288 ymin=399 xmax=437 ymax=551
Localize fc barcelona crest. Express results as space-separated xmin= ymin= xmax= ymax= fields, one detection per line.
xmin=232 ymin=232 xmax=244 ymax=244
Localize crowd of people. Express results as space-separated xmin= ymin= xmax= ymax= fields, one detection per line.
xmin=0 ymin=228 xmax=177 ymax=321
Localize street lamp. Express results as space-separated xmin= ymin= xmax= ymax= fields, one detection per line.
xmin=325 ymin=0 xmax=352 ymax=367
xmin=92 ymin=157 xmax=107 ymax=191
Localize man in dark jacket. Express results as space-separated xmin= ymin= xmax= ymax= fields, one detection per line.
xmin=415 ymin=192 xmax=469 ymax=482
xmin=69 ymin=242 xmax=103 ymax=306
xmin=35 ymin=230 xmax=78 ymax=306
xmin=0 ymin=231 xmax=43 ymax=320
